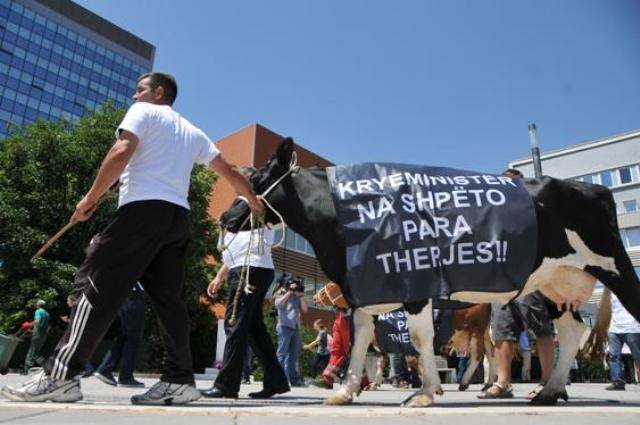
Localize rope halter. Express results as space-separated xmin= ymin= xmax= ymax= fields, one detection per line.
xmin=219 ymin=152 xmax=299 ymax=326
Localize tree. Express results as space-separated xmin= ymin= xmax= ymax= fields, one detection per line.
xmin=0 ymin=105 xmax=220 ymax=372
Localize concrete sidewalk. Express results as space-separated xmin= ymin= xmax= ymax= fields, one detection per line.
xmin=0 ymin=374 xmax=639 ymax=424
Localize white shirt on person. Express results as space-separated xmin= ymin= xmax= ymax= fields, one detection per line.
xmin=116 ymin=102 xmax=219 ymax=209
xmin=221 ymin=229 xmax=274 ymax=270
xmin=609 ymin=293 xmax=640 ymax=334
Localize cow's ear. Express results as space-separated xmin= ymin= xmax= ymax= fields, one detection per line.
xmin=276 ymin=137 xmax=294 ymax=166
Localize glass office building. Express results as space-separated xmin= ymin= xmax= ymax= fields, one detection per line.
xmin=0 ymin=0 xmax=155 ymax=138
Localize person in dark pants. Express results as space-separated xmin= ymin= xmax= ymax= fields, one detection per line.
xmin=242 ymin=346 xmax=253 ymax=384
xmin=23 ymin=300 xmax=50 ymax=374
xmin=94 ymin=283 xmax=146 ymax=388
xmin=303 ymin=319 xmax=330 ymax=377
xmin=1 ymin=72 xmax=263 ymax=405
xmin=201 ymin=228 xmax=290 ymax=399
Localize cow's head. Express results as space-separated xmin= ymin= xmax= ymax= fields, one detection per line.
xmin=220 ymin=137 xmax=295 ymax=232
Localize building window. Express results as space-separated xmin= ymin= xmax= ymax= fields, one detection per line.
xmin=620 ymin=226 xmax=640 ymax=248
xmin=623 ymin=200 xmax=638 ymax=214
xmin=618 ymin=167 xmax=633 ymax=185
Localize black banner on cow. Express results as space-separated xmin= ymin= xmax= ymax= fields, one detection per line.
xmin=375 ymin=309 xmax=417 ymax=355
xmin=327 ymin=163 xmax=538 ymax=307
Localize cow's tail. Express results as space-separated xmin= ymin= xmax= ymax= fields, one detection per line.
xmin=579 ymin=288 xmax=611 ymax=360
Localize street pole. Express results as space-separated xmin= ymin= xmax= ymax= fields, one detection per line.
xmin=528 ymin=123 xmax=542 ymax=178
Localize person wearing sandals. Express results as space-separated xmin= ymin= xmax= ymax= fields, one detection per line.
xmin=477 ymin=292 xmax=555 ymax=400
xmin=478 ymin=169 xmax=555 ymax=400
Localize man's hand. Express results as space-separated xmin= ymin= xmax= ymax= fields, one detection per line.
xmin=71 ymin=194 xmax=98 ymax=223
xmin=207 ymin=277 xmax=222 ymax=298
xmin=247 ymin=195 xmax=265 ymax=217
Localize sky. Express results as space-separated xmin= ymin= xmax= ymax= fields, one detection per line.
xmin=75 ymin=0 xmax=640 ymax=173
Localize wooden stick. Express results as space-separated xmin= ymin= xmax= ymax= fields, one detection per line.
xmin=31 ymin=221 xmax=76 ymax=262
xmin=30 ymin=189 xmax=115 ymax=262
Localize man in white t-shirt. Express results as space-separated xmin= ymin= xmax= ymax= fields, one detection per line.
xmin=2 ymin=72 xmax=263 ymax=405
xmin=606 ymin=293 xmax=640 ymax=391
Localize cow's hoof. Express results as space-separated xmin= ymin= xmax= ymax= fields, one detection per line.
xmin=434 ymin=385 xmax=444 ymax=396
xmin=529 ymin=394 xmax=557 ymax=406
xmin=529 ymin=391 xmax=568 ymax=406
xmin=458 ymin=383 xmax=469 ymax=391
xmin=401 ymin=392 xmax=434 ymax=408
xmin=324 ymin=392 xmax=353 ymax=406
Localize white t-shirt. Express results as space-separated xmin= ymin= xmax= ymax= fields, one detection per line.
xmin=221 ymin=229 xmax=274 ymax=270
xmin=609 ymin=293 xmax=640 ymax=334
xmin=116 ymin=102 xmax=219 ymax=209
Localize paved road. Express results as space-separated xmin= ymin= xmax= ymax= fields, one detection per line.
xmin=0 ymin=374 xmax=639 ymax=424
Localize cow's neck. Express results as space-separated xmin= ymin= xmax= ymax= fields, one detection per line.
xmin=283 ymin=168 xmax=347 ymax=285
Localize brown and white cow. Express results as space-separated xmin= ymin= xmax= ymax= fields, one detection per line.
xmin=447 ymin=304 xmax=496 ymax=390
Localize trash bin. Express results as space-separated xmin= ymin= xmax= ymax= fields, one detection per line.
xmin=0 ymin=329 xmax=27 ymax=374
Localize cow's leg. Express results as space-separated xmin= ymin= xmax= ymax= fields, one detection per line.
xmin=483 ymin=328 xmax=497 ymax=389
xmin=458 ymin=332 xmax=482 ymax=391
xmin=531 ymin=311 xmax=588 ymax=406
xmin=402 ymin=301 xmax=442 ymax=408
xmin=324 ymin=308 xmax=374 ymax=405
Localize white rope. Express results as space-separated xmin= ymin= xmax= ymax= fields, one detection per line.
xmin=222 ymin=152 xmax=299 ymax=326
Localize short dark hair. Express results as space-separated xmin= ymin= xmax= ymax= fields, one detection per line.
xmin=502 ymin=168 xmax=523 ymax=178
xmin=138 ymin=72 xmax=178 ymax=105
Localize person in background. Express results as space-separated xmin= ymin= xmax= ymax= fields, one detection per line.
xmin=606 ymin=292 xmax=640 ymax=391
xmin=454 ymin=349 xmax=470 ymax=385
xmin=94 ymin=283 xmax=147 ymax=388
xmin=313 ymin=307 xmax=350 ymax=389
xmin=275 ymin=276 xmax=308 ymax=387
xmin=519 ymin=330 xmax=532 ymax=382
xmin=201 ymin=227 xmax=289 ymax=399
xmin=478 ymin=168 xmax=556 ymax=401
xmin=303 ymin=319 xmax=331 ymax=377
xmin=23 ymin=300 xmax=50 ymax=374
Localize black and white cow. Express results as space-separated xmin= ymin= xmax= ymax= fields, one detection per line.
xmin=220 ymin=138 xmax=640 ymax=407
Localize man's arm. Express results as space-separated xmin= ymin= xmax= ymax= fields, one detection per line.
xmin=207 ymin=263 xmax=229 ymax=297
xmin=209 ymin=154 xmax=264 ymax=216
xmin=71 ymin=130 xmax=139 ymax=222
xmin=275 ymin=290 xmax=293 ymax=307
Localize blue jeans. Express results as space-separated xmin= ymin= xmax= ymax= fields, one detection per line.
xmin=608 ymin=332 xmax=640 ymax=384
xmin=456 ymin=356 xmax=470 ymax=384
xmin=277 ymin=325 xmax=301 ymax=385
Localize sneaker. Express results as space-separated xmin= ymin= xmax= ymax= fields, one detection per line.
xmin=94 ymin=371 xmax=117 ymax=386
xmin=118 ymin=378 xmax=145 ymax=388
xmin=1 ymin=370 xmax=82 ymax=402
xmin=605 ymin=382 xmax=626 ymax=391
xmin=130 ymin=381 xmax=201 ymax=405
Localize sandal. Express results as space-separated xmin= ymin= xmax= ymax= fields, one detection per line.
xmin=477 ymin=383 xmax=514 ymax=399
xmin=526 ymin=383 xmax=544 ymax=400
